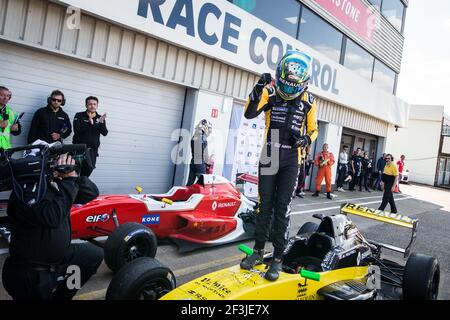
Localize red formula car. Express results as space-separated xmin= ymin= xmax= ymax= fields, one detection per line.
xmin=72 ymin=174 xmax=257 ymax=271
xmin=1 ymin=175 xmax=257 ymax=272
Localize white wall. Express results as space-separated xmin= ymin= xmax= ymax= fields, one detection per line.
xmin=385 ymin=105 xmax=444 ymax=185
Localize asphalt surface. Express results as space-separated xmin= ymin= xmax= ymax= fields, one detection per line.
xmin=0 ymin=183 xmax=449 ymax=300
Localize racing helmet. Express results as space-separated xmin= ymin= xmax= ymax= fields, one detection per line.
xmin=275 ymin=50 xmax=312 ymax=100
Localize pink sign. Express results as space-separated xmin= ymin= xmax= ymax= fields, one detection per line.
xmin=313 ymin=0 xmax=378 ymax=43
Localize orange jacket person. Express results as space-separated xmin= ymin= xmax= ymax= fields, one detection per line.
xmin=312 ymin=143 xmax=335 ymax=199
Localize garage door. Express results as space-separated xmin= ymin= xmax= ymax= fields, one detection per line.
xmin=0 ymin=42 xmax=186 ymax=194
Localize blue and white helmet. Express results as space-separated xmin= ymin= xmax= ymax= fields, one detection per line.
xmin=275 ymin=50 xmax=312 ymax=100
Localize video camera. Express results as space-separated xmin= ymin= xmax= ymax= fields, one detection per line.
xmin=0 ymin=142 xmax=94 ymax=204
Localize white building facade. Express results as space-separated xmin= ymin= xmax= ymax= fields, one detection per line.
xmin=385 ymin=105 xmax=444 ymax=186
xmin=0 ymin=0 xmax=410 ymax=194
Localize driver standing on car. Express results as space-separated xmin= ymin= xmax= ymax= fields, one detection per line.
xmin=240 ymin=50 xmax=318 ymax=281
xmin=2 ymin=152 xmax=104 ymax=300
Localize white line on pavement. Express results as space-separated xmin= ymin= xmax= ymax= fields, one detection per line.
xmin=292 ymin=194 xmax=396 ymax=207
xmin=290 ymin=196 xmax=413 ymax=216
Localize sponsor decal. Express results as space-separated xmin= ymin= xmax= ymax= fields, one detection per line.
xmin=218 ymin=201 xmax=237 ymax=208
xmin=141 ymin=214 xmax=161 ymax=225
xmin=211 ymin=108 xmax=219 ymax=118
xmin=344 ymin=203 xmax=414 ymax=224
xmin=252 ymin=124 xmax=257 ymax=129
xmin=86 ymin=213 xmax=110 ymax=223
xmin=212 ymin=201 xmax=237 ymax=210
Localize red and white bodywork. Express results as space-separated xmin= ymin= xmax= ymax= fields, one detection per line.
xmin=70 ymin=175 xmax=257 ymax=252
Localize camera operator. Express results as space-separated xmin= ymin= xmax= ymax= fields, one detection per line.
xmin=2 ymin=152 xmax=103 ymax=300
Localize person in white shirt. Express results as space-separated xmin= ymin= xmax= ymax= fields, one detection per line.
xmin=336 ymin=145 xmax=349 ymax=192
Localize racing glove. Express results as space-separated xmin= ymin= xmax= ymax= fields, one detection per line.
xmin=291 ymin=135 xmax=311 ymax=149
xmin=249 ymin=73 xmax=273 ymax=101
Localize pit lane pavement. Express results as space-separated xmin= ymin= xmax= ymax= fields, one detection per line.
xmin=0 ymin=184 xmax=448 ymax=300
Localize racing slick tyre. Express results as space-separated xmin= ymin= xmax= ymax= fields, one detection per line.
xmin=104 ymin=222 xmax=158 ymax=273
xmin=403 ymin=253 xmax=440 ymax=300
xmin=297 ymin=222 xmax=319 ymax=236
xmin=106 ymin=257 xmax=175 ymax=300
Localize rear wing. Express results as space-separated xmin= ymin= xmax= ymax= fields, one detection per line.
xmin=340 ymin=203 xmax=418 ymax=258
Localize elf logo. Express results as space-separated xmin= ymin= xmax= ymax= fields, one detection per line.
xmin=86 ymin=213 xmax=110 ymax=223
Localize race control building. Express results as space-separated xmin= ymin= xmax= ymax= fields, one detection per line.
xmin=0 ymin=0 xmax=410 ymax=194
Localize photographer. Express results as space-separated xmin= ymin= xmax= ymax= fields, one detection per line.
xmin=187 ymin=119 xmax=212 ymax=186
xmin=2 ymin=149 xmax=103 ymax=300
xmin=0 ymin=86 xmax=22 ymax=150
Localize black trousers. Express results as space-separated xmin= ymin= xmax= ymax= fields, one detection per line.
xmin=296 ymin=162 xmax=306 ymax=193
xmin=80 ymin=149 xmax=98 ymax=178
xmin=378 ymin=181 xmax=397 ymax=213
xmin=254 ymin=150 xmax=299 ymax=259
xmin=359 ymin=170 xmax=369 ymax=191
xmin=2 ymin=243 xmax=103 ymax=300
xmin=337 ymin=164 xmax=347 ymax=188
xmin=349 ymin=171 xmax=360 ymax=190
xmin=187 ymin=162 xmax=206 ymax=186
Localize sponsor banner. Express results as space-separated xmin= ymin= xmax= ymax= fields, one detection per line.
xmin=313 ymin=0 xmax=378 ymax=43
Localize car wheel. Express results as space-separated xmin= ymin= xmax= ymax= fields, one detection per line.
xmin=106 ymin=257 xmax=175 ymax=300
xmin=104 ymin=222 xmax=158 ymax=273
xmin=297 ymin=222 xmax=319 ymax=236
xmin=403 ymin=253 xmax=440 ymax=300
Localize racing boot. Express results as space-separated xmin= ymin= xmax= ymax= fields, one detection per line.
xmin=312 ymin=191 xmax=319 ymax=197
xmin=327 ymin=192 xmax=332 ymax=200
xmin=265 ymin=258 xmax=283 ymax=281
xmin=240 ymin=249 xmax=264 ymax=270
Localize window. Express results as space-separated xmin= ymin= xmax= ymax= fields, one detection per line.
xmin=372 ymin=59 xmax=396 ymax=93
xmin=230 ymin=0 xmax=300 ymax=38
xmin=298 ymin=6 xmax=343 ymax=63
xmin=343 ymin=39 xmax=374 ymax=81
xmin=381 ymin=0 xmax=405 ymax=32
xmin=367 ymin=0 xmax=382 ymax=11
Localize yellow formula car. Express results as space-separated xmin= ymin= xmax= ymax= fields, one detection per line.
xmin=106 ymin=203 xmax=440 ymax=300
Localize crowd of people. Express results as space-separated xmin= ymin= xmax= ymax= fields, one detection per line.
xmin=296 ymin=142 xmax=405 ymax=213
xmin=0 ymin=87 xmax=108 ymax=177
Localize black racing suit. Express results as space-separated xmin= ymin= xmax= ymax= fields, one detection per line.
xmin=244 ymin=86 xmax=318 ymax=259
xmin=72 ymin=111 xmax=109 ymax=177
xmin=2 ymin=176 xmax=103 ymax=300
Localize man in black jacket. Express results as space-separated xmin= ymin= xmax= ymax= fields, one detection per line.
xmin=72 ymin=96 xmax=108 ymax=177
xmin=2 ymin=153 xmax=103 ymax=300
xmin=187 ymin=119 xmax=211 ymax=186
xmin=27 ymin=90 xmax=72 ymax=144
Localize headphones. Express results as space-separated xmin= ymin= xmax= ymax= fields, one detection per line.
xmin=47 ymin=91 xmax=66 ymax=106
